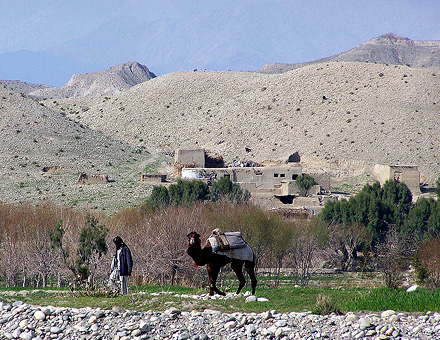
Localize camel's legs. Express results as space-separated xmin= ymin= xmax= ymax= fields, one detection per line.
xmin=231 ymin=260 xmax=246 ymax=294
xmin=245 ymin=261 xmax=258 ymax=295
xmin=207 ymin=263 xmax=225 ymax=296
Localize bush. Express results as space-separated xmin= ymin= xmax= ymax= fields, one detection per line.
xmin=323 ymin=222 xmax=370 ymax=271
xmin=289 ymin=218 xmax=328 ymax=285
xmin=413 ymin=237 xmax=440 ymax=288
xmin=148 ymin=185 xmax=170 ymax=208
xmin=210 ymin=176 xmax=250 ymax=204
xmin=148 ymin=177 xmax=249 ymax=209
xmin=435 ymin=177 xmax=440 ymax=198
xmin=313 ymin=294 xmax=341 ymax=315
xmin=295 ymin=174 xmax=316 ymax=197
xmin=76 ymin=215 xmax=108 ymax=286
xmin=169 ymin=179 xmax=209 ymax=206
xmin=375 ymin=228 xmax=411 ymax=288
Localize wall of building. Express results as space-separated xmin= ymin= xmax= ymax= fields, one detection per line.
xmin=373 ymin=164 xmax=421 ymax=195
xmin=175 ymin=149 xmax=205 ymax=168
xmin=181 ymin=165 xmax=302 ymax=193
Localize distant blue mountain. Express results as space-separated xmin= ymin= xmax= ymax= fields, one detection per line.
xmin=1 ymin=1 xmax=439 ymax=85
xmin=0 ymin=50 xmax=102 ymax=86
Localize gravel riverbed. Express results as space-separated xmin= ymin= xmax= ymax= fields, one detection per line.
xmin=1 ymin=298 xmax=439 ymax=340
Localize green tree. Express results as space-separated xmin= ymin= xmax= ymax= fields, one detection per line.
xmin=168 ymin=179 xmax=209 ymax=206
xmin=401 ymin=198 xmax=433 ymax=243
xmin=148 ymin=185 xmax=170 ymax=208
xmin=76 ymin=215 xmax=108 ymax=287
xmin=210 ymin=176 xmax=250 ymax=204
xmin=295 ymin=174 xmax=316 ymax=197
xmin=427 ymin=200 xmax=440 ymax=238
xmin=435 ymin=176 xmax=440 ymax=198
xmin=319 ymin=181 xmax=411 ymax=251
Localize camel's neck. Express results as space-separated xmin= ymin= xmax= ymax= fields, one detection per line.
xmin=187 ymin=244 xmax=209 ymax=266
xmin=187 ymin=244 xmax=202 ymax=264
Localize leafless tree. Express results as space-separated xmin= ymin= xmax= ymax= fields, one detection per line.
xmin=375 ymin=226 xmax=412 ymax=288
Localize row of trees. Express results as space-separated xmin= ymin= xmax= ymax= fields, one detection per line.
xmin=319 ymin=179 xmax=440 ymax=287
xmin=148 ymin=177 xmax=250 ymax=208
xmin=1 ymin=177 xmax=439 ymax=290
xmin=0 ymin=200 xmax=326 ymax=289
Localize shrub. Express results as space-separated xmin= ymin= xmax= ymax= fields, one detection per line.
xmin=323 ymin=222 xmax=371 ymax=271
xmin=210 ymin=176 xmax=250 ymax=204
xmin=413 ymin=237 xmax=440 ymax=288
xmin=148 ymin=185 xmax=170 ymax=208
xmin=295 ymin=174 xmax=316 ymax=197
xmin=76 ymin=215 xmax=108 ymax=287
xmin=375 ymin=228 xmax=411 ymax=288
xmin=289 ymin=218 xmax=328 ymax=285
xmin=168 ymin=179 xmax=209 ymax=206
xmin=313 ymin=294 xmax=341 ymax=315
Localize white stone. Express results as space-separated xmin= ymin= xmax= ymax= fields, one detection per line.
xmin=12 ymin=328 xmax=22 ymax=338
xmin=275 ymin=320 xmax=287 ymax=327
xmin=245 ymin=295 xmax=257 ymax=303
xmin=131 ymin=329 xmax=142 ymax=337
xmin=389 ymin=314 xmax=399 ymax=322
xmin=224 ymin=321 xmax=237 ymax=329
xmin=359 ymin=317 xmax=371 ymax=329
xmin=245 ymin=324 xmax=256 ymax=335
xmin=406 ymin=284 xmax=419 ymax=292
xmin=34 ymin=310 xmax=46 ymax=321
xmin=381 ymin=310 xmax=396 ymax=318
xmin=345 ymin=313 xmax=357 ymax=322
xmin=366 ymin=330 xmax=377 ymax=336
xmin=88 ymin=315 xmax=98 ymax=323
xmin=19 ymin=331 xmax=35 ymax=340
xmin=50 ymin=326 xmax=62 ymax=334
xmin=257 ymin=297 xmax=269 ymax=302
xmin=275 ymin=327 xmax=284 ymax=337
xmin=19 ymin=319 xmax=28 ymax=328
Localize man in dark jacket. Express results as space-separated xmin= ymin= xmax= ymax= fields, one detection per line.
xmin=109 ymin=236 xmax=133 ymax=294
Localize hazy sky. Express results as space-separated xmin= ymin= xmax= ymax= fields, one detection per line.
xmin=0 ymin=0 xmax=439 ymax=85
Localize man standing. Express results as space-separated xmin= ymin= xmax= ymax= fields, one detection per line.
xmin=109 ymin=236 xmax=133 ymax=295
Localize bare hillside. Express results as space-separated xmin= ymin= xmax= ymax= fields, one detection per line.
xmin=28 ymin=62 xmax=156 ymax=99
xmin=0 ymin=84 xmax=162 ymax=212
xmin=260 ymin=33 xmax=440 ymax=74
xmin=0 ymin=80 xmax=53 ymax=94
xmin=45 ymin=61 xmax=440 ymax=185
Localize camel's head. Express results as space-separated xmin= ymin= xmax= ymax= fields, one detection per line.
xmin=187 ymin=231 xmax=201 ymax=247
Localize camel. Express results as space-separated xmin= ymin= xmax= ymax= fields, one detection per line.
xmin=186 ymin=231 xmax=257 ymax=296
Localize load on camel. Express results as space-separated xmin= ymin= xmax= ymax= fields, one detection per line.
xmin=186 ymin=229 xmax=257 ymax=296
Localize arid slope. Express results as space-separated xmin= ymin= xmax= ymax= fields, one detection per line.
xmin=260 ymin=33 xmax=440 ymax=74
xmin=29 ymin=62 xmax=156 ymax=99
xmin=45 ymin=61 xmax=440 ymax=184
xmin=0 ymin=84 xmax=158 ymax=212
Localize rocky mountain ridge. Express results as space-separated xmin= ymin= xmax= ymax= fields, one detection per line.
xmin=28 ymin=62 xmax=156 ymax=99
xmin=44 ymin=61 xmax=440 ymax=186
xmin=0 ymin=83 xmax=156 ymax=212
xmin=0 ymin=80 xmax=53 ymax=94
xmin=259 ymin=33 xmax=440 ymax=74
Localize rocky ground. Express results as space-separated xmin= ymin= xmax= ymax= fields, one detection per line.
xmin=43 ymin=61 xmax=440 ymax=185
xmin=1 ymin=297 xmax=438 ymax=340
xmin=1 ymin=60 xmax=439 ymax=213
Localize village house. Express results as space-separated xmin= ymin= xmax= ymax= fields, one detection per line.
xmin=176 ymin=149 xmax=328 ymax=214
xmin=373 ymin=164 xmax=421 ymax=195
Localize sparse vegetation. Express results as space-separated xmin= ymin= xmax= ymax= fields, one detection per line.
xmin=295 ymin=174 xmax=316 ymax=197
